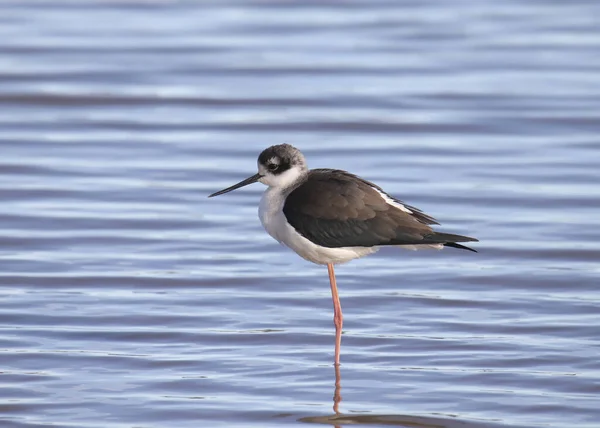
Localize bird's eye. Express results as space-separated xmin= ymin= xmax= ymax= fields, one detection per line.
xmin=268 ymin=163 xmax=278 ymax=171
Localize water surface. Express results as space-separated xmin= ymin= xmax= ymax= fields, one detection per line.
xmin=1 ymin=1 xmax=599 ymax=427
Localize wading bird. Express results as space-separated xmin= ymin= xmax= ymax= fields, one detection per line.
xmin=209 ymin=144 xmax=477 ymax=365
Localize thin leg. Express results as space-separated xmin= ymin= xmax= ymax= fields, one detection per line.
xmin=327 ymin=263 xmax=343 ymax=366
xmin=333 ymin=360 xmax=342 ymax=415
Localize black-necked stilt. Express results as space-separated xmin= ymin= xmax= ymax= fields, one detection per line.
xmin=209 ymin=144 xmax=478 ymax=365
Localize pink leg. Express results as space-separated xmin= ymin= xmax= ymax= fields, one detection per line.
xmin=327 ymin=263 xmax=343 ymax=366
xmin=333 ymin=360 xmax=342 ymax=414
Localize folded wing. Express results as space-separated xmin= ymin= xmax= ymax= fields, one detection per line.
xmin=283 ymin=169 xmax=477 ymax=249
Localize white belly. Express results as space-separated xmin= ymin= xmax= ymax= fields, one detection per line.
xmin=259 ymin=187 xmax=377 ymax=265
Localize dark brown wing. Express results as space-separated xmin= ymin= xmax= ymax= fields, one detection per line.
xmin=283 ymin=169 xmax=455 ymax=248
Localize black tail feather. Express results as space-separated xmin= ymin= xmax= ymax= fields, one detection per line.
xmin=444 ymin=242 xmax=477 ymax=253
xmin=424 ymin=232 xmax=478 ymax=252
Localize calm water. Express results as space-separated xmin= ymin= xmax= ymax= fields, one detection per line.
xmin=1 ymin=1 xmax=599 ymax=427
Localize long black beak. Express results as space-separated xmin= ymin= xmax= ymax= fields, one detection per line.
xmin=208 ymin=173 xmax=262 ymax=197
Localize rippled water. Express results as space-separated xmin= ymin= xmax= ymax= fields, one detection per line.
xmin=1 ymin=1 xmax=599 ymax=427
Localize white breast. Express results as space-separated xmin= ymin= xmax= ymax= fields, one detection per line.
xmin=258 ymin=187 xmax=289 ymax=244
xmin=259 ymin=187 xmax=377 ymax=265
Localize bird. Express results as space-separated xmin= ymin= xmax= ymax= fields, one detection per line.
xmin=209 ymin=144 xmax=478 ymax=366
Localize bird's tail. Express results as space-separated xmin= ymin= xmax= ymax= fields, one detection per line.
xmin=444 ymin=242 xmax=477 ymax=252
xmin=427 ymin=232 xmax=479 ymax=253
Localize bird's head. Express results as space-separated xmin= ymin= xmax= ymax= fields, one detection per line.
xmin=208 ymin=144 xmax=307 ymax=197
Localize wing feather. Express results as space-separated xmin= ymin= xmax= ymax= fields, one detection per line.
xmin=283 ymin=169 xmax=437 ymax=248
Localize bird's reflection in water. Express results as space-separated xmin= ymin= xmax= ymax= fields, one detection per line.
xmin=299 ymin=363 xmax=498 ymax=428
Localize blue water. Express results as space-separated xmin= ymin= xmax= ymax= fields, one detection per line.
xmin=1 ymin=1 xmax=599 ymax=427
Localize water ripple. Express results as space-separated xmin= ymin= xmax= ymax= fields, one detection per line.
xmin=0 ymin=1 xmax=599 ymax=428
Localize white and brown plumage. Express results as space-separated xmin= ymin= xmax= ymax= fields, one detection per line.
xmin=209 ymin=144 xmax=478 ymax=365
